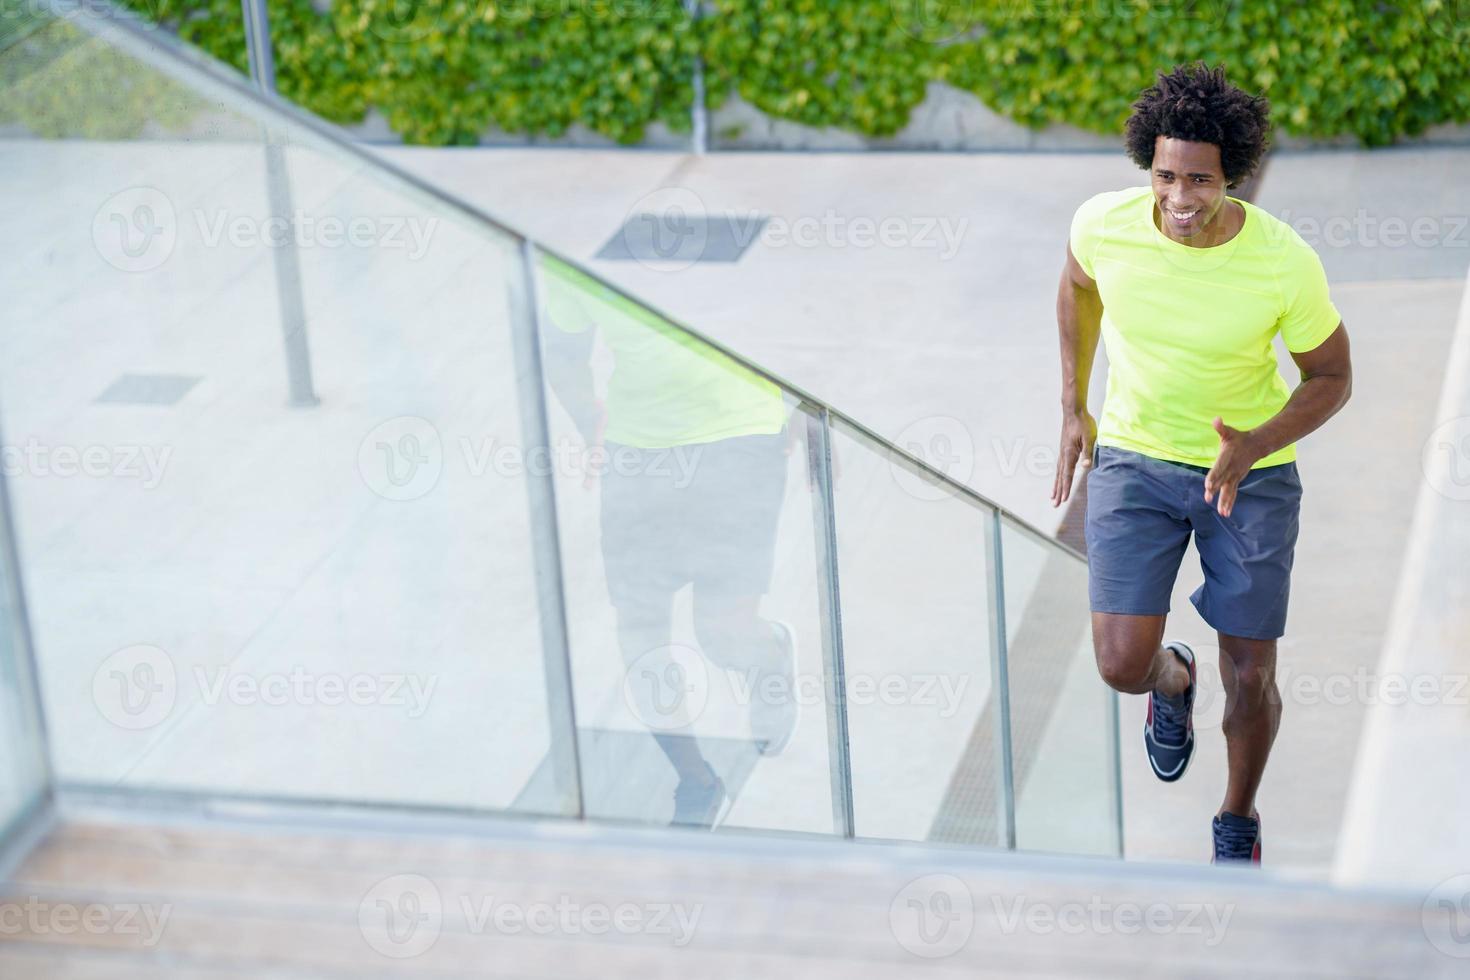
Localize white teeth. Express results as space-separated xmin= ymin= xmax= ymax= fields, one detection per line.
xmin=1168 ymin=208 xmax=1198 ymax=220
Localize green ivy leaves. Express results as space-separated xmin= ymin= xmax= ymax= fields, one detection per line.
xmin=28 ymin=0 xmax=1470 ymax=147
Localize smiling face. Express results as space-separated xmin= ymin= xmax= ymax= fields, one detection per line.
xmin=1150 ymin=135 xmax=1233 ymax=245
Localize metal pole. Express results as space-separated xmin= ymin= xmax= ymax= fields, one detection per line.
xmin=241 ymin=0 xmax=319 ymax=408
xmin=240 ymin=0 xmax=276 ymax=90
xmin=1107 ymin=688 xmax=1125 ymax=857
xmin=807 ymin=407 xmax=854 ymax=838
xmin=985 ymin=509 xmax=1017 ymax=849
xmin=508 ymin=239 xmax=586 ymax=820
xmin=683 ymin=0 xmax=708 ymax=154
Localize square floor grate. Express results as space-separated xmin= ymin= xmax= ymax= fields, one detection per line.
xmin=596 ymin=213 xmax=766 ymax=263
xmin=95 ymin=373 xmax=201 ymax=406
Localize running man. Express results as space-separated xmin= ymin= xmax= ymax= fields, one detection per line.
xmin=1051 ymin=63 xmax=1353 ymax=864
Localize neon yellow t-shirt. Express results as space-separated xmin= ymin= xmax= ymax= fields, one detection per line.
xmin=1069 ymin=186 xmax=1341 ymax=469
xmin=540 ymin=254 xmax=787 ymax=449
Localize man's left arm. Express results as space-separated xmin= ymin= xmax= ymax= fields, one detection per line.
xmin=1204 ymin=322 xmax=1353 ymax=517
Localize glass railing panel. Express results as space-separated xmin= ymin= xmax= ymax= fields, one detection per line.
xmin=0 ymin=2 xmax=1126 ymax=856
xmin=0 ymin=7 xmax=248 ymax=139
xmin=116 ymin=0 xmax=250 ymax=78
xmin=0 ymin=474 xmax=49 ymax=844
xmin=0 ymin=6 xmax=575 ymax=817
xmin=827 ymin=418 xmax=1003 ymax=847
xmin=1000 ymin=514 xmax=1121 ymax=857
xmin=531 ymin=253 xmax=835 ymax=834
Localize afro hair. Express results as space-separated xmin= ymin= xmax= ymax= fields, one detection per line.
xmin=1125 ymin=62 xmax=1272 ymax=189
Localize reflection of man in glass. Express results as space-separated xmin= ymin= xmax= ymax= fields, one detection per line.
xmin=539 ymin=255 xmax=798 ymax=829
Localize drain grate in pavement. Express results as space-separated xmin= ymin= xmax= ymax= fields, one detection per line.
xmin=596 ymin=213 xmax=766 ymax=263
xmin=95 ymin=373 xmax=201 ymax=406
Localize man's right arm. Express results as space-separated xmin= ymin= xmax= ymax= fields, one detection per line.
xmin=1051 ymin=241 xmax=1102 ymax=507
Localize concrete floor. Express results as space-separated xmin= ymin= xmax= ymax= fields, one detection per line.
xmin=3 ymin=810 xmax=1459 ymax=978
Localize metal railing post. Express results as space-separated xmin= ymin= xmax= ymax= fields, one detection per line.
xmin=807 ymin=407 xmax=854 ymax=837
xmin=241 ymin=0 xmax=319 ymax=408
xmin=240 ymin=0 xmax=276 ymax=91
xmin=1107 ymin=687 xmax=1125 ymax=857
xmin=683 ymin=0 xmax=708 ymax=154
xmin=985 ymin=509 xmax=1017 ymax=849
xmin=508 ymin=239 xmax=586 ymax=820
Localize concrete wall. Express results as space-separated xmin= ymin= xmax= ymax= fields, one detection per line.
xmin=1334 ymin=264 xmax=1470 ymax=894
xmin=346 ymin=79 xmax=1470 ymax=153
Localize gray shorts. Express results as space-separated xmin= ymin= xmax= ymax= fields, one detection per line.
xmin=1084 ymin=443 xmax=1303 ymax=640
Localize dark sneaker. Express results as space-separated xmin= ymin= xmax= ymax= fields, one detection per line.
xmin=1212 ymin=810 xmax=1262 ymax=865
xmin=1144 ymin=641 xmax=1196 ymax=782
xmin=751 ymin=619 xmax=799 ymax=757
xmin=670 ymin=763 xmax=727 ymax=829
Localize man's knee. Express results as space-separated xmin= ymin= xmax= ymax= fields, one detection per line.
xmin=1095 ymin=642 xmax=1157 ymax=694
xmin=1219 ymin=641 xmax=1279 ymax=711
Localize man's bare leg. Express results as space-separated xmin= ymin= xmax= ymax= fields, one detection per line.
xmin=1217 ymin=633 xmax=1280 ymax=817
xmin=1092 ymin=611 xmax=1191 ymax=697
